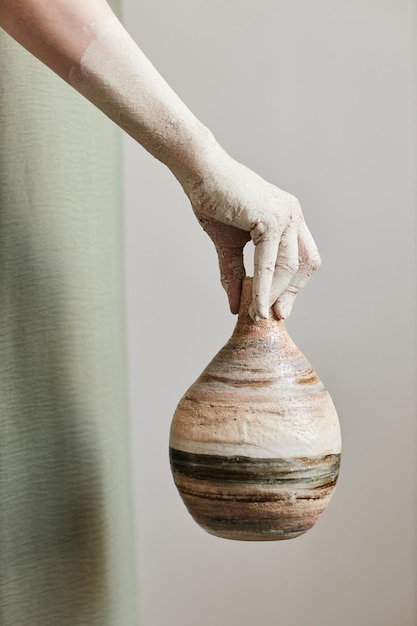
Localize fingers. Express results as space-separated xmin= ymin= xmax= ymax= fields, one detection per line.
xmin=273 ymin=222 xmax=321 ymax=319
xmin=194 ymin=184 xmax=320 ymax=319
xmin=198 ymin=215 xmax=250 ymax=314
xmin=269 ymin=225 xmax=299 ymax=306
xmin=215 ymin=244 xmax=246 ymax=314
xmin=251 ymin=220 xmax=282 ymax=319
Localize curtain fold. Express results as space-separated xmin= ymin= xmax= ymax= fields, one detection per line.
xmin=0 ymin=4 xmax=138 ymax=624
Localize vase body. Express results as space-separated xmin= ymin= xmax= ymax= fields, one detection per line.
xmin=170 ymin=278 xmax=341 ymax=541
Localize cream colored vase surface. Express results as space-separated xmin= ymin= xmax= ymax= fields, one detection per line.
xmin=170 ymin=277 xmax=342 ymax=541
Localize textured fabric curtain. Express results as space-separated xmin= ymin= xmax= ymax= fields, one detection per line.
xmin=0 ymin=4 xmax=138 ymax=625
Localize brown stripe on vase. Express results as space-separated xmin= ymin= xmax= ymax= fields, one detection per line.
xmin=170 ymin=448 xmax=340 ymax=540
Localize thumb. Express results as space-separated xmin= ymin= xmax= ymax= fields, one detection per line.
xmin=214 ymin=242 xmax=246 ymax=314
xmin=197 ymin=216 xmax=249 ymax=313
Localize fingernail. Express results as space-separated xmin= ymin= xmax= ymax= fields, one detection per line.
xmin=273 ymin=302 xmax=284 ymax=319
xmin=256 ymin=297 xmax=269 ymax=319
xmin=279 ymin=301 xmax=293 ymax=319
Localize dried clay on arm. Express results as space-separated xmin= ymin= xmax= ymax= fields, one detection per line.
xmin=0 ymin=1 xmax=321 ymax=318
xmin=69 ymin=18 xmax=212 ymax=187
xmin=68 ymin=15 xmax=321 ymax=319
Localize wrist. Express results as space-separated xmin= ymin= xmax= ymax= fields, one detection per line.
xmin=171 ymin=125 xmax=231 ymax=198
xmin=169 ymin=124 xmax=220 ymax=190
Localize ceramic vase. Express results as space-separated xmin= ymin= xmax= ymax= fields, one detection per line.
xmin=169 ymin=277 xmax=341 ymax=541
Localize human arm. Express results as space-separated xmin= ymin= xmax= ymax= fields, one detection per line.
xmin=0 ymin=0 xmax=321 ymax=318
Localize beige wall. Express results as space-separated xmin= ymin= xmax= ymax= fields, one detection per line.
xmin=123 ymin=1 xmax=417 ymax=624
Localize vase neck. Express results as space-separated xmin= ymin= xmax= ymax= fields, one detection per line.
xmin=238 ymin=277 xmax=279 ymax=322
xmin=235 ymin=277 xmax=285 ymax=340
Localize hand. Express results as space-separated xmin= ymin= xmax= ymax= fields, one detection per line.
xmin=185 ymin=148 xmax=321 ymax=320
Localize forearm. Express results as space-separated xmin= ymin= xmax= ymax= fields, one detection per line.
xmin=0 ymin=0 xmax=113 ymax=77
xmin=0 ymin=0 xmax=321 ymax=318
xmin=0 ymin=0 xmax=217 ymax=187
xmin=68 ymin=16 xmax=217 ymax=188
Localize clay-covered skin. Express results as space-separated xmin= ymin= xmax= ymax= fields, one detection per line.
xmin=170 ymin=278 xmax=341 ymax=541
xmin=65 ymin=11 xmax=320 ymax=320
xmin=0 ymin=2 xmax=321 ymax=319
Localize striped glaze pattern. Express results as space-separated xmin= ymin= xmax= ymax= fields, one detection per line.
xmin=170 ymin=278 xmax=341 ymax=541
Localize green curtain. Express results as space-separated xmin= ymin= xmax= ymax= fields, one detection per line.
xmin=0 ymin=5 xmax=138 ymax=625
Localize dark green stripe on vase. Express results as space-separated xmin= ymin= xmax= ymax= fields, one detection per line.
xmin=170 ymin=448 xmax=341 ymax=541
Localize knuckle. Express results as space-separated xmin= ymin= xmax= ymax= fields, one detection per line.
xmin=251 ymin=217 xmax=280 ymax=244
xmin=277 ymin=261 xmax=299 ymax=274
xmin=250 ymin=222 xmax=264 ymax=245
xmin=309 ymin=253 xmax=322 ymax=271
xmin=304 ymin=252 xmax=321 ymax=272
xmin=288 ymin=193 xmax=302 ymax=212
xmin=254 ymin=261 xmax=275 ymax=274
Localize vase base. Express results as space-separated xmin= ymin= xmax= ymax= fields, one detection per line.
xmin=201 ymin=526 xmax=308 ymax=542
